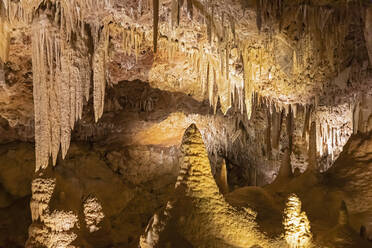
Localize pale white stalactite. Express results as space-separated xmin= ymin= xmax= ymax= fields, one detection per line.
xmin=242 ymin=46 xmax=254 ymax=119
xmin=0 ymin=17 xmax=10 ymax=63
xmin=32 ymin=17 xmax=54 ymax=171
xmin=32 ymin=8 xmax=101 ymax=170
xmin=2 ymin=0 xmax=113 ymax=170
xmin=92 ymin=23 xmax=109 ymax=122
xmin=292 ymin=104 xmax=297 ymax=118
xmin=59 ymin=52 xmax=72 ymax=160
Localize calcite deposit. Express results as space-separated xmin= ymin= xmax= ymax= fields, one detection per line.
xmin=0 ymin=0 xmax=372 ymax=247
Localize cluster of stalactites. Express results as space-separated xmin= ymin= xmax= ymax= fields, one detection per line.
xmin=262 ymin=98 xmax=352 ymax=172
xmin=155 ymin=0 xmax=244 ymax=116
xmin=29 ymin=0 xmax=112 ymax=171
xmin=0 ymin=0 xmax=38 ymax=24
xmin=32 ymin=14 xmax=92 ymax=171
xmin=309 ymin=104 xmax=353 ymax=171
xmin=353 ymin=93 xmax=372 ymax=135
xmin=152 ymin=0 xmax=282 ymax=118
xmin=187 ymin=42 xmax=273 ymax=117
xmin=122 ymin=25 xmax=145 ymax=61
xmin=265 ymin=102 xmax=291 ymax=160
xmin=255 ymin=0 xmax=358 ymax=71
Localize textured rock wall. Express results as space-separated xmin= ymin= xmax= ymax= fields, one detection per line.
xmin=0 ymin=141 xmax=177 ymax=248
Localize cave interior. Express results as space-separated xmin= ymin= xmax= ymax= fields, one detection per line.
xmin=1 ymin=0 xmax=372 ymax=247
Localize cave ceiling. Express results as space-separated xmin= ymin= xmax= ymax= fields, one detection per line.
xmin=1 ymin=0 xmax=371 ymax=170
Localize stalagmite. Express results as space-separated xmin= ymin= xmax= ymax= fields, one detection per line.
xmin=27 ymin=177 xmax=78 ymax=248
xmin=171 ymin=124 xmax=272 ymax=247
xmin=219 ymin=159 xmax=229 ymax=194
xmin=275 ymin=148 xmax=293 ymax=183
xmin=283 ymin=194 xmax=312 ymax=248
xmin=83 ymin=196 xmax=105 ymax=233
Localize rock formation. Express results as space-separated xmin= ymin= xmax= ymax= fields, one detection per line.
xmin=283 ymin=194 xmax=312 ymax=248
xmin=0 ymin=0 xmax=372 ymax=247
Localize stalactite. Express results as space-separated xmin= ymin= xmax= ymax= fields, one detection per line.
xmin=153 ymin=0 xmax=159 ymax=53
xmin=92 ymin=23 xmax=110 ymax=123
xmin=242 ymin=45 xmax=254 ymax=119
xmin=171 ymin=0 xmax=178 ymax=29
xmin=353 ymin=101 xmax=360 ymax=134
xmin=2 ymin=0 xmax=115 ymax=171
xmin=256 ymin=0 xmax=262 ymax=32
xmin=207 ymin=14 xmax=212 ymax=44
xmin=302 ymin=105 xmax=311 ymax=140
xmin=186 ymin=0 xmax=193 ymax=20
xmin=308 ymin=121 xmax=317 ymax=171
xmin=287 ymin=105 xmax=293 ymax=153
xmin=0 ymin=17 xmax=10 ymax=63
xmin=271 ymin=108 xmax=283 ymax=150
xmin=292 ymin=104 xmax=297 ymax=118
xmin=266 ymin=108 xmax=272 ymax=159
xmin=177 ymin=0 xmax=184 ymax=26
xmin=122 ymin=26 xmax=144 ymax=60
